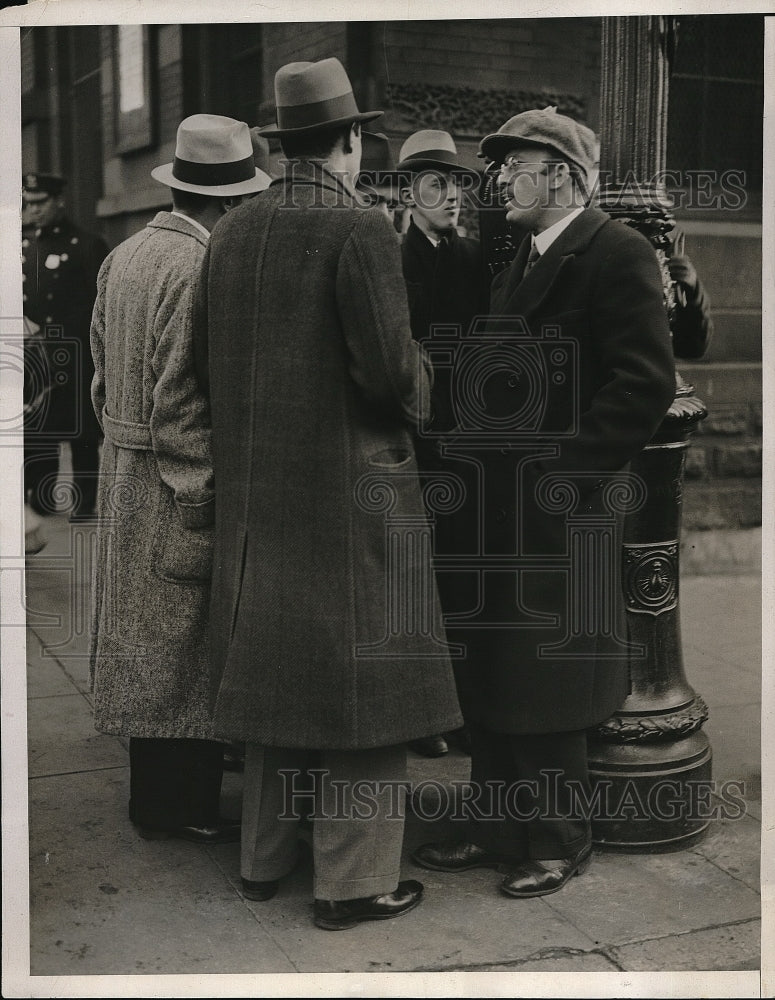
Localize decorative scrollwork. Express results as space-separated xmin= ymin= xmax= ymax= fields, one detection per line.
xmin=535 ymin=476 xmax=580 ymax=514
xmin=623 ymin=541 xmax=678 ymax=616
xmin=107 ymin=475 xmax=151 ymax=517
xmin=422 ymin=473 xmax=466 ymax=515
xmin=602 ymin=473 xmax=647 ymax=515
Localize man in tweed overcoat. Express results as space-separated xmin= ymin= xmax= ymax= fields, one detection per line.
xmin=90 ymin=115 xmax=270 ymax=843
xmin=193 ymin=59 xmax=462 ymax=930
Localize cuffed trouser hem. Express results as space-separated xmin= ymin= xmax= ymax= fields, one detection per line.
xmin=526 ymin=827 xmax=590 ymax=861
xmin=313 ymin=870 xmax=400 ymax=902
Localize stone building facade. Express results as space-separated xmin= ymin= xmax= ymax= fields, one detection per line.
xmin=19 ymin=16 xmax=764 ymax=535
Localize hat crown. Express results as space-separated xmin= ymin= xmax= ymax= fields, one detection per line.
xmin=399 ymin=129 xmax=458 ymax=164
xmin=274 ymin=58 xmax=352 ymax=108
xmin=359 ymin=132 xmax=395 ymax=173
xmin=480 ymin=106 xmax=597 ymax=176
xmin=175 ymin=114 xmax=252 ymax=166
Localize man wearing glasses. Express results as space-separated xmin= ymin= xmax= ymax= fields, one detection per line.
xmin=413 ymin=108 xmax=676 ymax=898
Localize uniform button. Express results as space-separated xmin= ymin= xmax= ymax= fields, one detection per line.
xmin=21 ymin=273 xmax=25 ymax=282
xmin=45 ymin=316 xmax=52 ymax=323
xmin=70 ymin=237 xmax=78 ymax=244
xmin=47 ymin=293 xmax=53 ymax=300
xmin=22 ymin=294 xmax=27 ymax=302
xmin=21 ymin=239 xmax=28 ymax=248
xmin=21 ymin=255 xmax=26 ymax=263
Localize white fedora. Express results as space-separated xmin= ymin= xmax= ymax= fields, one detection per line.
xmin=260 ymin=58 xmax=382 ymax=136
xmin=151 ymin=114 xmax=272 ymax=196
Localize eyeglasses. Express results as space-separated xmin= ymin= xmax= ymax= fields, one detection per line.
xmin=499 ymin=155 xmax=555 ymax=176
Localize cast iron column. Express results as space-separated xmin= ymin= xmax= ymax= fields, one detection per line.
xmin=587 ymin=16 xmax=712 ymax=850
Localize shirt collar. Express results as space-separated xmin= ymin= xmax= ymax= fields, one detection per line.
xmin=533 ymin=206 xmax=584 ymax=256
xmin=170 ymin=211 xmax=211 ymax=241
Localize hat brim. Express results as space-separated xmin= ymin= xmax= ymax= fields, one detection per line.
xmin=150 ymin=163 xmax=272 ymax=196
xmin=395 ymin=156 xmax=480 ymax=179
xmin=259 ymin=109 xmax=383 ymax=137
xmin=478 ymin=133 xmax=561 ymax=163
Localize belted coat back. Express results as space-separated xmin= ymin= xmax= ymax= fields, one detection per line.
xmin=192 ymin=163 xmax=462 ymax=750
xmin=90 ymin=212 xmax=216 ymax=739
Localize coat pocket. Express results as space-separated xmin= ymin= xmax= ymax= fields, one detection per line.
xmin=153 ymin=519 xmax=214 ymax=584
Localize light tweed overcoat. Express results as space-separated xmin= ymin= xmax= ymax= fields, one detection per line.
xmin=90 ymin=212 xmax=216 ymax=739
xmin=192 ymin=162 xmax=463 ymax=749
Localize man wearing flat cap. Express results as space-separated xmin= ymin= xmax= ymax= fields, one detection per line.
xmin=413 ymin=107 xmax=676 ymax=896
xmin=22 ymin=173 xmax=109 ymax=520
xmin=192 ymin=57 xmax=461 ymax=930
xmin=90 ymin=115 xmax=271 ymax=845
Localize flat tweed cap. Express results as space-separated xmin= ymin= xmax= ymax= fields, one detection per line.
xmin=260 ymin=57 xmax=382 ymax=136
xmin=479 ymin=106 xmax=597 ymax=177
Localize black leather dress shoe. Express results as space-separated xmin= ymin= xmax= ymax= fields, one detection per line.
xmin=136 ymin=819 xmax=241 ymax=845
xmin=412 ymin=840 xmax=507 ymax=873
xmin=241 ymin=877 xmax=279 ymax=901
xmin=500 ymin=843 xmax=593 ymax=898
xmin=408 ymin=734 xmax=449 ymax=757
xmin=313 ymin=879 xmax=424 ymax=930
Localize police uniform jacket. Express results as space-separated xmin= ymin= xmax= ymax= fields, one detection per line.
xmin=22 ymin=216 xmax=109 ymax=440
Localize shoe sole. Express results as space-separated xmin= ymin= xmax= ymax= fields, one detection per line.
xmin=411 ymin=853 xmax=507 ymax=874
xmin=314 ymin=893 xmax=423 ymax=931
xmin=499 ymin=853 xmax=592 ymax=899
xmin=136 ymin=827 xmax=240 ymax=845
xmin=242 ymin=886 xmax=278 ymax=902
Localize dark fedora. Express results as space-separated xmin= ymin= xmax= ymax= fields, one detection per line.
xmin=260 ymin=58 xmax=382 ymax=137
xmin=396 ymin=129 xmax=479 ymax=178
xmin=356 ymin=131 xmax=397 ymax=189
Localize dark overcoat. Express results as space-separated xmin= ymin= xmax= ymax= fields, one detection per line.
xmin=446 ymin=207 xmax=676 ymax=735
xmin=90 ymin=212 xmax=216 ymax=739
xmin=192 ymin=162 xmax=462 ymax=750
xmin=22 ymin=216 xmax=109 ymax=441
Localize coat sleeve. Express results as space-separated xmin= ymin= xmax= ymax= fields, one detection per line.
xmin=149 ymin=261 xmax=214 ymax=529
xmin=671 ymin=277 xmax=714 ymax=360
xmin=335 ymin=208 xmax=432 ymax=427
xmin=537 ymin=226 xmax=676 ymax=480
xmin=89 ymin=253 xmax=112 ymax=431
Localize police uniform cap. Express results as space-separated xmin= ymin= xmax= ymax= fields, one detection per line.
xmin=23 ymin=173 xmax=66 ymax=198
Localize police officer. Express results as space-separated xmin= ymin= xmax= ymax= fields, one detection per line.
xmin=22 ymin=173 xmax=109 ymax=519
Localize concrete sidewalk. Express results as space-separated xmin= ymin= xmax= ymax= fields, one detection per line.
xmin=16 ymin=512 xmax=763 ymax=988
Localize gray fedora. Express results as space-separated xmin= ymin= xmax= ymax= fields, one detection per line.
xmin=260 ymin=58 xmax=382 ymax=137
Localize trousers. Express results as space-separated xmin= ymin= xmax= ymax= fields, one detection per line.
xmin=241 ymin=743 xmax=407 ymax=901
xmin=128 ymin=737 xmax=225 ymax=829
xmin=465 ymin=725 xmax=591 ymax=860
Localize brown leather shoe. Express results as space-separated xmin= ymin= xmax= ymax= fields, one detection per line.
xmin=500 ymin=843 xmax=593 ymax=898
xmin=412 ymin=840 xmax=508 ymax=873
xmin=313 ymin=880 xmax=424 ymax=930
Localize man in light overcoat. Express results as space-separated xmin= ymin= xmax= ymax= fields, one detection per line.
xmin=90 ymin=115 xmax=270 ymax=844
xmin=413 ymin=108 xmax=676 ymax=897
xmin=192 ymin=58 xmax=462 ymax=930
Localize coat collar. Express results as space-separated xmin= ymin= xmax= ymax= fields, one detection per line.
xmin=497 ymin=207 xmax=610 ymax=316
xmin=147 ymin=210 xmax=209 ymax=248
xmin=272 ymin=159 xmax=357 ymax=206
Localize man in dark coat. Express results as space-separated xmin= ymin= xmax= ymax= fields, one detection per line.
xmin=90 ymin=115 xmax=271 ymax=845
xmin=413 ymin=107 xmax=676 ymax=897
xmin=192 ymin=58 xmax=461 ymax=930
xmin=22 ymin=173 xmax=109 ymax=519
xmin=396 ymin=129 xmax=488 ymax=757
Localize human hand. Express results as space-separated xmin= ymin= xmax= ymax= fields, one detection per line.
xmin=668 ymin=255 xmax=698 ymax=293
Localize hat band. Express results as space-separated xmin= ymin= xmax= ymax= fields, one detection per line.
xmin=276 ymin=91 xmax=360 ymax=130
xmin=173 ymin=154 xmax=255 ymax=186
xmin=402 ymin=149 xmax=459 ymax=165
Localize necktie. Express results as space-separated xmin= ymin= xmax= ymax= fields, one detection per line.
xmin=523 ymin=242 xmax=541 ymax=278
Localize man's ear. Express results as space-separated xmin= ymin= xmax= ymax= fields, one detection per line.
xmin=220 ymin=195 xmax=243 ymax=213
xmin=399 ymin=185 xmax=415 ymax=208
xmin=548 ymin=161 xmax=570 ymax=190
